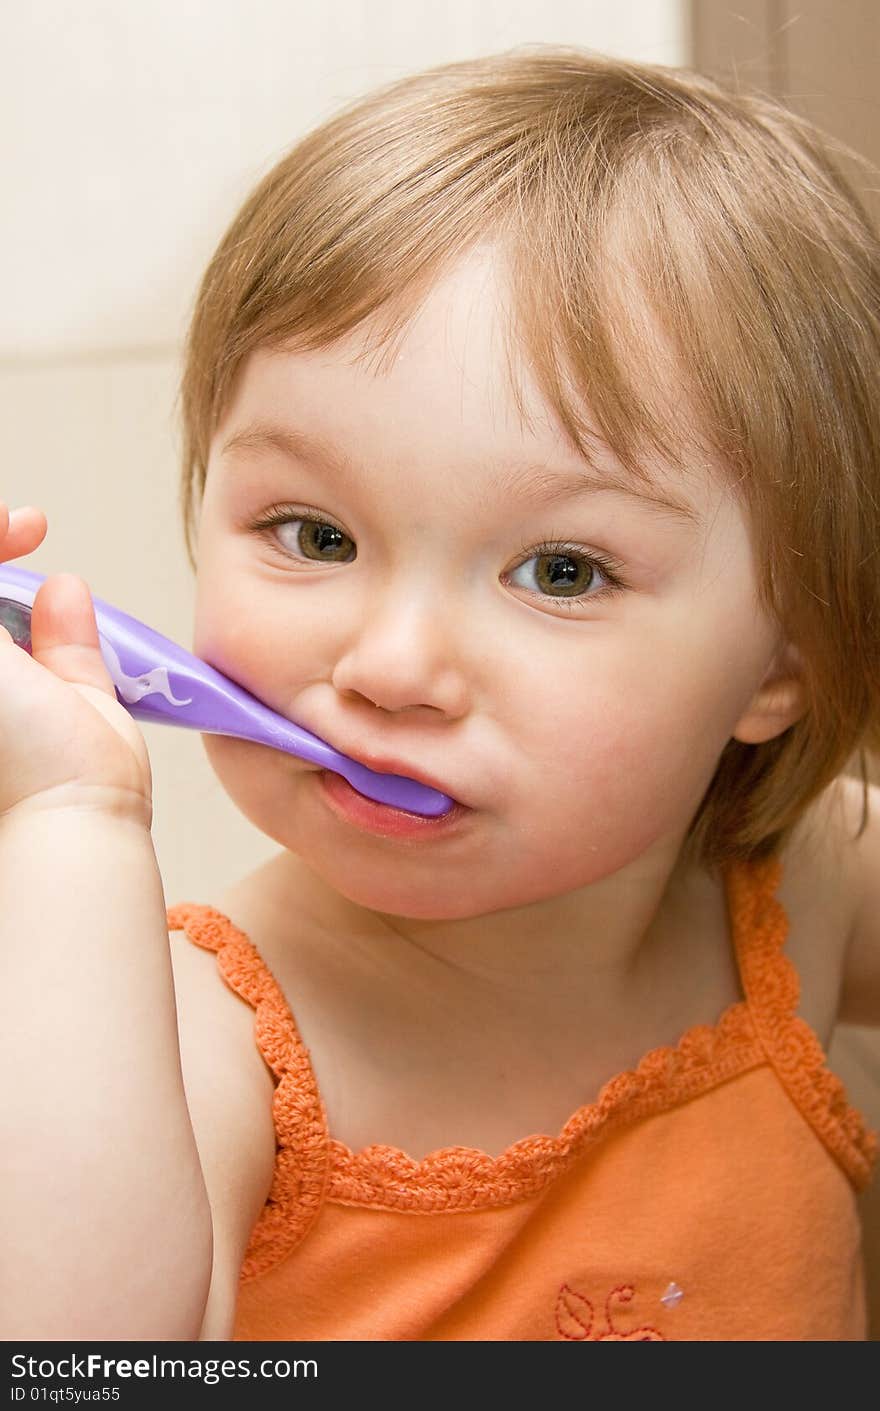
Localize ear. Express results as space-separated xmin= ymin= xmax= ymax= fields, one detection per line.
xmin=731 ymin=641 xmax=807 ymax=745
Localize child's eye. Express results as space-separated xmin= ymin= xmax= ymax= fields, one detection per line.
xmin=506 ymin=541 xmax=627 ymax=611
xmin=251 ymin=507 xmax=356 ymax=563
xmin=248 ymin=509 xmax=628 ymax=612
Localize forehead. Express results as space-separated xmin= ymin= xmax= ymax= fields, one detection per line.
xmin=280 ymin=244 xmax=548 ymax=436
xmin=220 ymin=244 xmax=723 ymax=522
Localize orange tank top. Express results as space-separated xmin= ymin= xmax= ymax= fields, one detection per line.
xmin=167 ymin=855 xmax=878 ymax=1341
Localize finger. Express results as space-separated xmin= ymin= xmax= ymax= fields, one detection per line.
xmin=0 ymin=505 xmax=48 ymax=561
xmin=29 ymin=573 xmax=118 ymax=698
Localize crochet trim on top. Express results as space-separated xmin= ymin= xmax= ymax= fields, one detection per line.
xmin=166 ymin=904 xmax=330 ymax=1282
xmin=167 ymin=854 xmax=877 ymax=1279
xmin=725 ymin=854 xmax=877 ymax=1191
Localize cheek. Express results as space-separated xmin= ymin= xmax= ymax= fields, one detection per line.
xmin=192 ymin=502 xmax=282 ymax=679
xmin=199 ymin=732 xmax=305 ymax=842
xmin=193 ymin=567 xmax=289 ymax=704
xmin=506 ymin=705 xmax=678 ymax=876
xmin=192 ymin=537 xmax=340 ymax=713
xmin=193 ymin=557 xmax=233 ymax=661
xmin=501 ymin=641 xmax=743 ymax=870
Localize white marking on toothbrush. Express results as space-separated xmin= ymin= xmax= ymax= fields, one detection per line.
xmin=99 ymin=637 xmax=193 ymax=706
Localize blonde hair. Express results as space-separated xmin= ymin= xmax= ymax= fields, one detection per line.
xmin=177 ymin=44 xmax=880 ymax=871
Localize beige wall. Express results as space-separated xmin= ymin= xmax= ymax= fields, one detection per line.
xmin=1 ymin=1 xmax=686 ymax=905
xmin=692 ymin=0 xmax=880 ymax=1336
xmin=691 ymin=0 xmax=880 ymax=224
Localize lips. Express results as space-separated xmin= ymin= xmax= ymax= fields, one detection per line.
xmin=355 ymin=753 xmax=457 ymax=801
xmin=332 ymin=743 xmax=461 ymax=806
xmin=319 ymin=769 xmax=471 ymax=836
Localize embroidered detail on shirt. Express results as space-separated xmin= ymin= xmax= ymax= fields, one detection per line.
xmin=555 ymin=1282 xmax=667 ymax=1341
xmin=660 ymin=1281 xmax=683 ymax=1308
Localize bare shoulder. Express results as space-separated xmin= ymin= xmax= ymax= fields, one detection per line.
xmin=167 ymin=916 xmax=277 ymax=1340
xmin=773 ymin=772 xmax=871 ymax=1044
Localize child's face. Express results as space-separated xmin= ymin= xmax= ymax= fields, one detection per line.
xmin=194 ymin=245 xmax=791 ymax=920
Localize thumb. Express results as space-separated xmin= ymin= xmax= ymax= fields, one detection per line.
xmin=29 ymin=573 xmax=119 ymax=698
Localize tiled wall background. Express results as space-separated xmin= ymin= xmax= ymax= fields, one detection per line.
xmin=1 ymin=1 xmax=686 ymax=904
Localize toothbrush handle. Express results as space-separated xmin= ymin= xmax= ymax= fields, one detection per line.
xmin=0 ymin=566 xmax=454 ymax=816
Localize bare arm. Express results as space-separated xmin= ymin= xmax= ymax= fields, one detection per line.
xmin=830 ymin=775 xmax=880 ymax=1337
xmin=0 ymin=805 xmax=213 ymax=1340
xmin=835 ymin=779 xmax=880 ymax=1027
xmin=828 ymin=1023 xmax=880 ymax=1341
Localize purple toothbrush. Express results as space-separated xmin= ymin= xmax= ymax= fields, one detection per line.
xmin=0 ymin=564 xmax=454 ymax=817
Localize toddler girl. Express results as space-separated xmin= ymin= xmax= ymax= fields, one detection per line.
xmin=2 ymin=45 xmax=879 ymax=1341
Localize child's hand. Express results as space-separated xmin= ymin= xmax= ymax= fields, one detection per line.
xmin=0 ymin=503 xmax=154 ymax=826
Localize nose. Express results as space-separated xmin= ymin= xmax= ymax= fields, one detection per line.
xmin=330 ymin=587 xmax=468 ymax=717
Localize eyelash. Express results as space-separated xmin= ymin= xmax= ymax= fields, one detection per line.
xmin=510 ymin=536 xmax=627 ymax=609
xmin=250 ymin=506 xmax=353 ymax=565
xmin=248 ymin=505 xmax=629 ymax=611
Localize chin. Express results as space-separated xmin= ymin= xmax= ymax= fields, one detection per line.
xmin=291 ymin=844 xmax=571 ymax=922
xmin=310 ymin=855 xmax=488 ymax=919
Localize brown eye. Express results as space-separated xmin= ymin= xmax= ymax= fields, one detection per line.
xmin=507 ymin=540 xmax=625 ymax=608
xmin=507 ymin=547 xmax=597 ymax=598
xmin=291 ymin=519 xmax=353 ymax=561
xmin=532 ymin=550 xmax=596 ymax=597
xmin=252 ymin=508 xmax=356 ymax=563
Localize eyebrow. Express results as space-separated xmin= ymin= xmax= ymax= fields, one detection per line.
xmin=221 ymin=422 xmax=700 ymax=525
